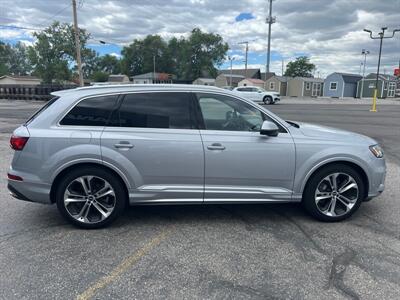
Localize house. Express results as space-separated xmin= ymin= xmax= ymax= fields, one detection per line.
xmin=108 ymin=74 xmax=130 ymax=84
xmin=131 ymin=72 xmax=175 ymax=84
xmin=218 ymin=68 xmax=261 ymax=79
xmin=323 ymin=73 xmax=362 ymax=98
xmin=0 ymin=75 xmax=41 ymax=85
xmin=287 ymin=77 xmax=324 ymax=97
xmin=192 ymin=78 xmax=216 ymax=86
xmin=215 ymin=74 xmax=245 ymax=88
xmin=264 ymin=75 xmax=289 ymax=96
xmin=261 ymin=72 xmax=275 ymax=81
xmin=238 ymin=78 xmax=265 ymax=88
xmin=356 ymin=73 xmax=398 ymax=98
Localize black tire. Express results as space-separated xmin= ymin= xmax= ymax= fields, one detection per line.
xmin=263 ymin=96 xmax=272 ymax=105
xmin=302 ymin=164 xmax=365 ymax=222
xmin=55 ymin=166 xmax=127 ymax=229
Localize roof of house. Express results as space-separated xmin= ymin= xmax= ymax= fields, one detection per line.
xmin=326 ymin=72 xmax=362 ymax=84
xmin=291 ymin=77 xmax=324 ymax=83
xmin=261 ymin=72 xmax=276 ymax=81
xmin=108 ymin=74 xmax=129 ymax=82
xmin=267 ymin=75 xmax=289 ymax=82
xmin=366 ymin=73 xmax=398 ymax=81
xmin=0 ymin=75 xmax=41 ymax=81
xmin=240 ymin=78 xmax=265 ymax=84
xmin=218 ymin=68 xmax=260 ymax=79
xmin=132 ymin=72 xmax=175 ymax=80
xmin=194 ymin=78 xmax=216 ymax=83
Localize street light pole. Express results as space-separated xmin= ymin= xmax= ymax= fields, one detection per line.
xmin=238 ymin=42 xmax=249 ymax=78
xmin=266 ymin=0 xmax=275 ymax=73
xmin=360 ymin=49 xmax=369 ymax=99
xmin=228 ymin=56 xmax=235 ymax=87
xmin=363 ymin=27 xmax=400 ymax=112
xmin=72 ymin=0 xmax=83 ymax=87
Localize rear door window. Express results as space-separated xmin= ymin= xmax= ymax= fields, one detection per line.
xmin=111 ymin=92 xmax=194 ymax=129
xmin=60 ymin=95 xmax=119 ymax=126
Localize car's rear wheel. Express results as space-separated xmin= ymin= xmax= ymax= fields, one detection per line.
xmin=55 ymin=167 xmax=126 ymax=229
xmin=303 ymin=164 xmax=365 ymax=222
xmin=263 ymin=96 xmax=272 ymax=105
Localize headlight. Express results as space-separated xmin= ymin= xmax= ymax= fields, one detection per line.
xmin=369 ymin=144 xmax=384 ymax=158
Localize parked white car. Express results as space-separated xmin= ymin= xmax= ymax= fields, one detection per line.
xmin=233 ymin=86 xmax=280 ymax=104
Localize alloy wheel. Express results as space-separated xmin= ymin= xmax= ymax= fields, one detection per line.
xmin=314 ymin=172 xmax=359 ymax=217
xmin=63 ymin=175 xmax=116 ymax=224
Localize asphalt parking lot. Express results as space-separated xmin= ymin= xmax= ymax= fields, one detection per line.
xmin=1 ymin=99 xmax=400 ymax=299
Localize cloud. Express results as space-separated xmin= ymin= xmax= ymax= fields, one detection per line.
xmin=1 ymin=0 xmax=399 ymax=76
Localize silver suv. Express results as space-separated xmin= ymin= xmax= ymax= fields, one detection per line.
xmin=8 ymin=85 xmax=386 ymax=228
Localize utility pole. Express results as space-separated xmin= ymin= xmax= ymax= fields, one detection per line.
xmin=364 ymin=27 xmax=399 ymax=111
xmin=238 ymin=41 xmax=249 ymax=77
xmin=281 ymin=59 xmax=284 ymax=76
xmin=266 ymin=0 xmax=276 ymax=73
xmin=360 ymin=49 xmax=369 ymax=98
xmin=72 ymin=0 xmax=83 ymax=86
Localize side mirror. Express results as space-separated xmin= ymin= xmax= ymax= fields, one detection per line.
xmin=260 ymin=120 xmax=279 ymax=137
xmin=258 ymin=90 xmax=262 ymax=93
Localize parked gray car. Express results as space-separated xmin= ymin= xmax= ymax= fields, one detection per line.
xmin=8 ymin=85 xmax=386 ymax=228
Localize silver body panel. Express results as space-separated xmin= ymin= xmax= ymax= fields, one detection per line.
xmin=8 ymin=84 xmax=386 ymax=205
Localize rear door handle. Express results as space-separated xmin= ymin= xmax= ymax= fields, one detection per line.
xmin=114 ymin=141 xmax=134 ymax=149
xmin=207 ymin=143 xmax=226 ymax=151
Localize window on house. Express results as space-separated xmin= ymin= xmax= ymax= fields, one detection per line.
xmin=305 ymin=82 xmax=311 ymax=90
xmin=329 ymin=82 xmax=337 ymax=90
xmin=384 ymin=82 xmax=388 ymax=90
xmin=269 ymin=82 xmax=275 ymax=90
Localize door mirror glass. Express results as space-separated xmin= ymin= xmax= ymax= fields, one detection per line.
xmin=260 ymin=120 xmax=279 ymax=136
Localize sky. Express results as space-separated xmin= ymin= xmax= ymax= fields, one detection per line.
xmin=0 ymin=0 xmax=399 ymax=77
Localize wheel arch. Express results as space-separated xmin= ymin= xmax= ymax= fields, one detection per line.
xmin=301 ymin=160 xmax=369 ymax=200
xmin=49 ymin=162 xmax=129 ymax=203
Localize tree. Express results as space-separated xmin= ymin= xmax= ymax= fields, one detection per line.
xmin=121 ymin=35 xmax=171 ymax=77
xmin=92 ymin=71 xmax=109 ymax=82
xmin=97 ymin=54 xmax=121 ymax=74
xmin=284 ymin=56 xmax=316 ymax=77
xmin=0 ymin=41 xmax=31 ymax=76
xmin=0 ymin=42 xmax=12 ymax=76
xmin=183 ymin=28 xmax=228 ymax=79
xmin=28 ymin=22 xmax=91 ymax=83
xmin=121 ymin=29 xmax=229 ymax=80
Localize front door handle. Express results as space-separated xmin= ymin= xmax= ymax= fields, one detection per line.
xmin=207 ymin=143 xmax=226 ymax=151
xmin=114 ymin=141 xmax=134 ymax=149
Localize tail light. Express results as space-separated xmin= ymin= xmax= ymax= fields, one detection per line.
xmin=10 ymin=135 xmax=29 ymax=151
xmin=7 ymin=173 xmax=23 ymax=181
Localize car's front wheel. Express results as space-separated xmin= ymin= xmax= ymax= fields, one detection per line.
xmin=303 ymin=164 xmax=365 ymax=222
xmin=55 ymin=166 xmax=127 ymax=229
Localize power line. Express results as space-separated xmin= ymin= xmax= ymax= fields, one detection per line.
xmin=37 ymin=2 xmax=73 ymax=28
xmin=0 ymin=24 xmax=41 ymax=31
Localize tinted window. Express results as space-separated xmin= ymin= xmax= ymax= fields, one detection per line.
xmin=113 ymin=92 xmax=193 ymax=129
xmin=60 ymin=95 xmax=118 ymax=126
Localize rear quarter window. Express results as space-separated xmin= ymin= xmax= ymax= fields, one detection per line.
xmin=24 ymin=96 xmax=59 ymax=126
